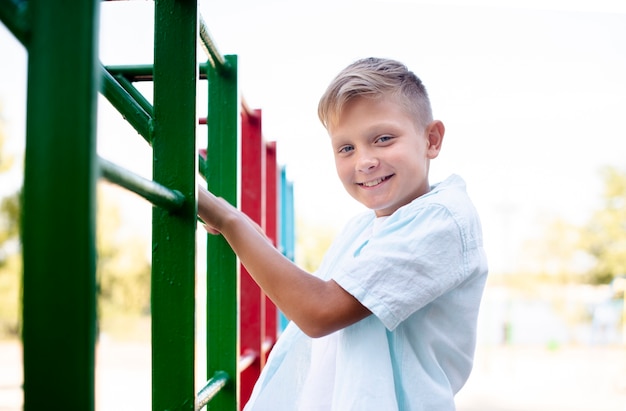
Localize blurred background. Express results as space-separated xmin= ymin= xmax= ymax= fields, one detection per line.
xmin=1 ymin=0 xmax=625 ymax=410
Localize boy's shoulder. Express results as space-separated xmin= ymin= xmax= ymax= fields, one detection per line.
xmin=389 ymin=174 xmax=482 ymax=233
xmin=426 ymin=174 xmax=467 ymax=200
xmin=405 ymin=174 xmax=472 ymax=215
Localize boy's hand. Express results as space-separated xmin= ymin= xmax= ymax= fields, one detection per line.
xmin=197 ymin=185 xmax=230 ymax=235
xmin=202 ymin=223 xmax=221 ymax=235
xmin=197 ymin=185 xmax=370 ymax=338
xmin=198 ymin=185 xmax=267 ymax=240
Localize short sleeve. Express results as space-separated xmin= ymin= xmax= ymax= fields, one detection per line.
xmin=333 ymin=203 xmax=470 ymax=331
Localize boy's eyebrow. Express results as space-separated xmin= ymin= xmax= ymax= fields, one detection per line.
xmin=364 ymin=121 xmax=408 ymax=137
xmin=329 ymin=135 xmax=351 ymax=148
xmin=331 ymin=121 xmax=403 ymax=139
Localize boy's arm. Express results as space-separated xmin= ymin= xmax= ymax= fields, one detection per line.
xmin=198 ymin=185 xmax=371 ymax=338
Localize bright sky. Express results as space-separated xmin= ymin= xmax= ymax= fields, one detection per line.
xmin=1 ymin=0 xmax=626 ymax=274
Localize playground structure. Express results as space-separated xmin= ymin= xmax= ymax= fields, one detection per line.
xmin=0 ymin=1 xmax=294 ymax=410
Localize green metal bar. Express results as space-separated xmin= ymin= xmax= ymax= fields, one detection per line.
xmin=100 ymin=66 xmax=154 ymax=144
xmin=206 ymin=54 xmax=239 ymax=411
xmin=114 ymin=74 xmax=155 ymax=118
xmin=106 ymin=64 xmax=155 ymax=82
xmin=152 ymin=0 xmax=198 ymax=409
xmin=98 ymin=156 xmax=185 ymax=211
xmin=106 ymin=62 xmax=212 ymax=81
xmin=21 ymin=1 xmax=99 ymax=410
xmin=0 ymin=0 xmax=29 ymax=45
xmin=195 ymin=371 xmax=230 ymax=410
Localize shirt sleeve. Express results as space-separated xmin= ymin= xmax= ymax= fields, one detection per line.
xmin=333 ymin=203 xmax=471 ymax=331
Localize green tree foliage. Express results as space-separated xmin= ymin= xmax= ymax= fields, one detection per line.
xmin=580 ymin=166 xmax=626 ymax=284
xmin=0 ymin=193 xmax=22 ymax=337
xmin=295 ymin=218 xmax=336 ymax=273
xmin=0 ymin=109 xmax=14 ymax=174
xmin=0 ymin=109 xmax=151 ymax=337
xmin=0 ymin=108 xmax=21 ymax=337
xmin=96 ymin=184 xmax=151 ymax=333
xmin=521 ymin=216 xmax=588 ymax=283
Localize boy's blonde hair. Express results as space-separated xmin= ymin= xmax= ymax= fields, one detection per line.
xmin=318 ymin=57 xmax=433 ymax=131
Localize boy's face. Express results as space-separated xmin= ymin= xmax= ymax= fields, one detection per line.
xmin=328 ymin=95 xmax=444 ymax=217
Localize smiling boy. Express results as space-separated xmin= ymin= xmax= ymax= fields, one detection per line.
xmin=198 ymin=57 xmax=488 ymax=410
xmin=328 ymin=90 xmax=443 ymax=217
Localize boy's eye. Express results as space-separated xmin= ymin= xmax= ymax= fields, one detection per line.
xmin=338 ymin=145 xmax=354 ymax=154
xmin=376 ymin=135 xmax=393 ymax=143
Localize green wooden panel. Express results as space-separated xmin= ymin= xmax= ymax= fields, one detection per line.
xmin=206 ymin=55 xmax=239 ymax=411
xmin=152 ymin=0 xmax=198 ymax=409
xmin=21 ymin=0 xmax=99 ymax=410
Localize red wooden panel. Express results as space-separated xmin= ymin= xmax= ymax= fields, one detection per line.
xmin=240 ymin=107 xmax=265 ymax=407
xmin=263 ymin=141 xmax=278 ymax=364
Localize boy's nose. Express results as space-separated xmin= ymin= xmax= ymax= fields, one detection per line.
xmin=356 ymin=152 xmax=379 ymax=172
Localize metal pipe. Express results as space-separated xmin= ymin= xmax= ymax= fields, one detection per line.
xmin=114 ymin=74 xmax=154 ymax=118
xmin=106 ymin=63 xmax=211 ymax=81
xmin=199 ymin=14 xmax=230 ymax=74
xmin=105 ymin=64 xmax=154 ymax=82
xmin=100 ymin=66 xmax=154 ymax=144
xmin=261 ymin=337 xmax=274 ymax=357
xmin=98 ymin=156 xmax=185 ymax=212
xmin=195 ymin=371 xmax=229 ymax=410
xmin=239 ymin=350 xmax=258 ymax=372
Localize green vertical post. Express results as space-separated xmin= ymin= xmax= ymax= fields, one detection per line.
xmin=21 ymin=1 xmax=99 ymax=410
xmin=206 ymin=55 xmax=239 ymax=410
xmin=152 ymin=0 xmax=198 ymax=409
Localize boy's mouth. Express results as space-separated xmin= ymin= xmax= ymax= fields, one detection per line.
xmin=358 ymin=175 xmax=392 ymax=188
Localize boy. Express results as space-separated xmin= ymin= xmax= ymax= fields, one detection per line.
xmin=198 ymin=57 xmax=488 ymax=410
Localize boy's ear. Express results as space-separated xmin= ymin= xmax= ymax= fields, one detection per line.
xmin=426 ymin=120 xmax=445 ymax=159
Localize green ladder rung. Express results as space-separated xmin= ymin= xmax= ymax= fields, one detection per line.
xmin=98 ymin=156 xmax=185 ymax=211
xmin=195 ymin=371 xmax=230 ymax=410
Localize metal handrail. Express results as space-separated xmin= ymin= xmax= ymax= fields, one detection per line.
xmin=100 ymin=66 xmax=154 ymax=143
xmin=199 ymin=14 xmax=231 ymax=74
xmin=98 ymin=156 xmax=185 ymax=212
xmin=195 ymin=371 xmax=230 ymax=410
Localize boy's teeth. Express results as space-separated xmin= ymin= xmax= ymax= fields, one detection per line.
xmin=363 ymin=177 xmax=384 ymax=187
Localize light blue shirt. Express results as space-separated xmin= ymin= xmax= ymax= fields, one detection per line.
xmin=244 ymin=174 xmax=488 ymax=411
